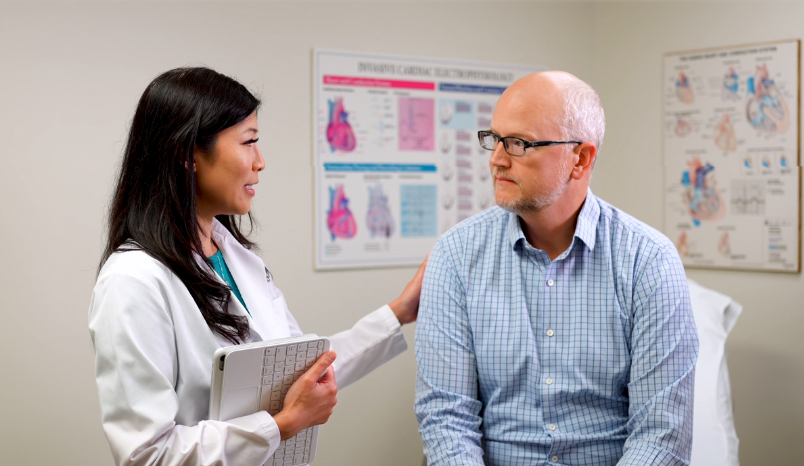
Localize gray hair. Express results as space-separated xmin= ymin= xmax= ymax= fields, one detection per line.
xmin=561 ymin=79 xmax=605 ymax=151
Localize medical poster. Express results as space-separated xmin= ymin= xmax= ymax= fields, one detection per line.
xmin=313 ymin=49 xmax=542 ymax=269
xmin=663 ymin=40 xmax=801 ymax=272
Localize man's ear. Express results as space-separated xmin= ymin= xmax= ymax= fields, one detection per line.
xmin=571 ymin=143 xmax=597 ymax=180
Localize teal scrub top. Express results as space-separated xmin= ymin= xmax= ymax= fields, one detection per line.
xmin=209 ymin=250 xmax=250 ymax=316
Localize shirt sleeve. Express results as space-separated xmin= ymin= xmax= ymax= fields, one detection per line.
xmin=414 ymin=240 xmax=485 ymax=466
xmin=89 ymin=268 xmax=280 ymax=466
xmin=282 ymin=300 xmax=407 ymax=390
xmin=618 ymin=246 xmax=699 ymax=466
xmin=328 ymin=305 xmax=408 ymax=389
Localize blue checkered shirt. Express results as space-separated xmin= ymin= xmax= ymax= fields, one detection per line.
xmin=415 ymin=190 xmax=698 ymax=466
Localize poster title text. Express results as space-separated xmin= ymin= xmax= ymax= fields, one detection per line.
xmin=357 ymin=62 xmax=515 ymax=82
xmin=679 ymin=46 xmax=778 ymax=62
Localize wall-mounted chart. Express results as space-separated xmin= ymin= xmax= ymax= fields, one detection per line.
xmin=663 ymin=39 xmax=801 ymax=272
xmin=313 ymin=49 xmax=541 ymax=269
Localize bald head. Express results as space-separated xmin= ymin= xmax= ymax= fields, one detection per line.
xmin=504 ymin=70 xmax=580 ymax=100
xmin=496 ymin=71 xmax=605 ymax=150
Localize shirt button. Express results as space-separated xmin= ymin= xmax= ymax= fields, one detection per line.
xmin=546 ymin=378 xmax=554 ymax=385
xmin=547 ymin=279 xmax=555 ymax=287
xmin=552 ymin=455 xmax=559 ymax=462
xmin=548 ymin=423 xmax=557 ymax=431
xmin=546 ymin=329 xmax=555 ymax=337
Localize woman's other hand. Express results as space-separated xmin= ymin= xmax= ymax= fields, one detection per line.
xmin=389 ymin=255 xmax=428 ymax=326
xmin=273 ymin=351 xmax=338 ymax=440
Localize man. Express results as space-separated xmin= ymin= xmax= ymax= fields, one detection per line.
xmin=415 ymin=71 xmax=698 ymax=466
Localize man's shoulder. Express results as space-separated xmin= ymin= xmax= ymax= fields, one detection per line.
xmin=593 ymin=195 xmax=675 ymax=254
xmin=437 ymin=207 xmax=510 ymax=248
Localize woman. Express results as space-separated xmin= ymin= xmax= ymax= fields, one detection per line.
xmin=89 ymin=67 xmax=426 ymax=466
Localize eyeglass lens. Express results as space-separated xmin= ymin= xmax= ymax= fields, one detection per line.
xmin=479 ymin=132 xmax=497 ymax=150
xmin=479 ymin=132 xmax=525 ymax=156
xmin=503 ymin=138 xmax=525 ymax=155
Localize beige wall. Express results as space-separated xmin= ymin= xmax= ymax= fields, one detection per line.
xmin=0 ymin=2 xmax=595 ymax=465
xmin=2 ymin=2 xmax=802 ymax=465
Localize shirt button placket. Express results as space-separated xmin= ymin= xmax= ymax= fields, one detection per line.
xmin=543 ymin=269 xmax=558 ymax=445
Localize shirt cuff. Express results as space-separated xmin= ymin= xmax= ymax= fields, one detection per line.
xmin=618 ymin=442 xmax=688 ymax=466
xmin=377 ymin=304 xmax=402 ymax=332
xmin=229 ymin=410 xmax=281 ymax=456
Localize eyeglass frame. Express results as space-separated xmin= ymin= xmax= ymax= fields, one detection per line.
xmin=477 ymin=130 xmax=582 ymax=157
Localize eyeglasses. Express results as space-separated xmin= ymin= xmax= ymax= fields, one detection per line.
xmin=477 ymin=130 xmax=582 ymax=157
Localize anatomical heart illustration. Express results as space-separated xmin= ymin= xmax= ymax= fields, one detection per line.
xmin=327 ymin=185 xmax=357 ymax=240
xmin=326 ymin=98 xmax=357 ymax=152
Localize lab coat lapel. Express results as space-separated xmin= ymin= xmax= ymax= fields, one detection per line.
xmin=197 ymin=250 xmax=263 ymax=346
xmin=213 ymin=222 xmax=287 ymax=342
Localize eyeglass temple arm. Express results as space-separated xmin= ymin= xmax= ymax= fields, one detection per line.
xmin=525 ymin=140 xmax=583 ymax=148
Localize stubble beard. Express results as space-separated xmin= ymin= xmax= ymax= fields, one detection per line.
xmin=492 ymin=158 xmax=571 ymax=215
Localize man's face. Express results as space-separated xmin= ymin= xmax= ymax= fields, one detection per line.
xmin=488 ymin=89 xmax=573 ymax=214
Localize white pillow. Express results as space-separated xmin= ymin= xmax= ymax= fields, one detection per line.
xmin=687 ymin=278 xmax=741 ymax=466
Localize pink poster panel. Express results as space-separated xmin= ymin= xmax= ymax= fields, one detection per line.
xmin=398 ymin=97 xmax=435 ymax=151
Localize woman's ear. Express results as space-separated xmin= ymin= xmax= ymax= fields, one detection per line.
xmin=187 ymin=148 xmax=202 ymax=172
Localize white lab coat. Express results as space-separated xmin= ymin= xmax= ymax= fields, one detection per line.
xmin=89 ymin=219 xmax=408 ymax=466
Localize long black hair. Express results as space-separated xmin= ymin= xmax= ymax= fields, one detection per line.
xmin=101 ymin=67 xmax=261 ymax=344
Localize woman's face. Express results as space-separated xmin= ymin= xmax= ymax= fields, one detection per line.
xmin=195 ymin=112 xmax=265 ymax=219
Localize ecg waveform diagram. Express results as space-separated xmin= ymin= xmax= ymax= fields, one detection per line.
xmin=398 ymin=97 xmax=435 ymax=151
xmin=400 ymin=185 xmax=437 ymax=237
xmin=730 ymin=180 xmax=766 ymax=215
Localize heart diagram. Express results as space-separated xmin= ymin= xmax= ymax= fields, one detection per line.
xmin=326 ymin=98 xmax=357 ymax=152
xmin=327 ymin=185 xmax=357 ymax=240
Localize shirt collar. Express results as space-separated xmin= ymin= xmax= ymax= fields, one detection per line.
xmin=507 ymin=210 xmax=527 ymax=248
xmin=574 ymin=188 xmax=599 ymax=251
xmin=507 ymin=188 xmax=600 ymax=252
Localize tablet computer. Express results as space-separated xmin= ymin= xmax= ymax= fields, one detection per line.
xmin=209 ymin=334 xmax=331 ymax=465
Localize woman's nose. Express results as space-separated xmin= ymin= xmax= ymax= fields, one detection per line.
xmin=255 ymin=146 xmax=266 ymax=172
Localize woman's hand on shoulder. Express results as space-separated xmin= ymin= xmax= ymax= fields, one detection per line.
xmin=388 ymin=255 xmax=428 ymax=326
xmin=273 ymin=351 xmax=338 ymax=440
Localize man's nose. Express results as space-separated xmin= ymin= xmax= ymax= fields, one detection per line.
xmin=489 ymin=141 xmax=511 ymax=167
